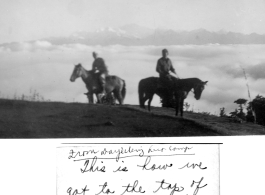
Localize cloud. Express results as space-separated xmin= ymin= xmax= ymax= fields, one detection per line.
xmin=217 ymin=61 xmax=265 ymax=81
xmin=0 ymin=40 xmax=95 ymax=53
xmin=144 ymin=45 xmax=237 ymax=59
xmin=0 ymin=43 xmax=264 ymax=115
xmin=245 ymin=63 xmax=265 ymax=80
xmin=0 ymin=41 xmax=54 ymax=52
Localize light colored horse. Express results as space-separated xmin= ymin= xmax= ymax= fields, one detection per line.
xmin=70 ymin=63 xmax=126 ymax=104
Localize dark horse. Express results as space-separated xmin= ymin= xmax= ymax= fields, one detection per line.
xmin=70 ymin=63 xmax=126 ymax=104
xmin=174 ymin=78 xmax=208 ymax=116
xmin=138 ymin=77 xmax=207 ymax=116
xmin=138 ymin=77 xmax=168 ymax=111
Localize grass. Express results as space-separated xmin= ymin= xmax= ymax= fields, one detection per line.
xmin=0 ymin=94 xmax=264 ymax=138
xmin=0 ymin=99 xmax=226 ymax=138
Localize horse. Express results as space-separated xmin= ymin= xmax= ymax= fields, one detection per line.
xmin=70 ymin=63 xmax=126 ymax=105
xmin=174 ymin=78 xmax=208 ymax=117
xmin=138 ymin=77 xmax=165 ymax=111
xmin=138 ymin=77 xmax=207 ymax=116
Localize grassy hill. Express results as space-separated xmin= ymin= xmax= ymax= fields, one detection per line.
xmin=0 ymin=99 xmax=264 ymax=138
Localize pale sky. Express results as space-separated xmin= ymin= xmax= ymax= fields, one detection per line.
xmin=1 ymin=0 xmax=265 ymax=43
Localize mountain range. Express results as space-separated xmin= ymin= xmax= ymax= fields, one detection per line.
xmin=5 ymin=24 xmax=265 ymax=46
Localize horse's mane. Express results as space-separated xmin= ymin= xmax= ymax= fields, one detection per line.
xmin=173 ymin=77 xmax=203 ymax=90
xmin=179 ymin=78 xmax=202 ymax=82
xmin=76 ymin=63 xmax=92 ymax=74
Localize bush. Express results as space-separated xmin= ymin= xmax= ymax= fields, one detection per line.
xmin=229 ymin=98 xmax=247 ymax=121
xmin=220 ymin=107 xmax=226 ymax=117
xmin=250 ymin=95 xmax=265 ymax=125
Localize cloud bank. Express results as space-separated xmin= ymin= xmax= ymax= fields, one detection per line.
xmin=0 ymin=41 xmax=264 ymax=114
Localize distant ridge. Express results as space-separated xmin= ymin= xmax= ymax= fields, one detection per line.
xmin=2 ymin=24 xmax=265 ymax=46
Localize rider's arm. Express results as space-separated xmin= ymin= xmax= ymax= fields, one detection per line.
xmin=156 ymin=59 xmax=162 ymax=74
xmin=92 ymin=60 xmax=97 ymax=72
xmin=168 ymin=59 xmax=176 ymax=74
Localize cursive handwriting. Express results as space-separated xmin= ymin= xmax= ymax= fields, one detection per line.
xmin=137 ymin=156 xmax=173 ymax=171
xmin=68 ymin=149 xmax=99 ymax=159
xmin=121 ymin=180 xmax=145 ymax=195
xmin=148 ymin=145 xmax=166 ymax=153
xmin=113 ymin=161 xmax=128 ymax=172
xmin=179 ymin=162 xmax=207 ymax=170
xmin=169 ymin=146 xmax=192 ymax=153
xmin=96 ymin=182 xmax=115 ymax=195
xmin=101 ymin=147 xmax=145 ymax=162
xmin=60 ymin=145 xmax=217 ymax=195
xmin=67 ymin=185 xmax=89 ymax=195
xmin=190 ymin=177 xmax=207 ymax=195
xmin=153 ymin=179 xmax=184 ymax=195
xmin=80 ymin=156 xmax=106 ymax=173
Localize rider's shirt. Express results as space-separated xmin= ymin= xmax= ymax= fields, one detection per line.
xmin=156 ymin=57 xmax=175 ymax=75
xmin=92 ymin=58 xmax=108 ymax=74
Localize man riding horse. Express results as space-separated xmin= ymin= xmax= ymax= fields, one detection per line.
xmin=156 ymin=49 xmax=179 ymax=107
xmin=91 ymin=52 xmax=109 ymax=97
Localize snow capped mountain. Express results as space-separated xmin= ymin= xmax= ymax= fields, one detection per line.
xmin=3 ymin=24 xmax=265 ymax=46
xmin=94 ymin=26 xmax=141 ymax=39
xmin=95 ymin=27 xmax=126 ymax=35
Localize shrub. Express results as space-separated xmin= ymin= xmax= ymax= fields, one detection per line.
xmin=250 ymin=95 xmax=265 ymax=125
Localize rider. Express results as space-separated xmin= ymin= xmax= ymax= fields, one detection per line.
xmin=156 ymin=49 xmax=178 ymax=89
xmin=156 ymin=49 xmax=178 ymax=106
xmin=91 ymin=52 xmax=109 ymax=96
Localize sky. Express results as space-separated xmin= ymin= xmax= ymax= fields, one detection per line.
xmin=1 ymin=0 xmax=265 ymax=115
xmin=1 ymin=0 xmax=265 ymax=43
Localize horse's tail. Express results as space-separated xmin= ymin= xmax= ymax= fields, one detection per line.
xmin=121 ymin=79 xmax=126 ymax=101
xmin=138 ymin=79 xmax=145 ymax=108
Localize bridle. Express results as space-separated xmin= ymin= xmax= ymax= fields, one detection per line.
xmin=192 ymin=83 xmax=204 ymax=95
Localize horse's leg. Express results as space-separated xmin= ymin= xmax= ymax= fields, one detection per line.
xmin=84 ymin=92 xmax=90 ymax=103
xmin=87 ymin=94 xmax=90 ymax=103
xmin=139 ymin=93 xmax=146 ymax=109
xmin=87 ymin=93 xmax=93 ymax=104
xmin=147 ymin=93 xmax=154 ymax=111
xmin=180 ymin=98 xmax=184 ymax=117
xmin=111 ymin=93 xmax=116 ymax=105
xmin=175 ymin=96 xmax=180 ymax=116
xmin=96 ymin=93 xmax=102 ymax=104
xmin=140 ymin=94 xmax=150 ymax=109
xmin=106 ymin=92 xmax=116 ymax=105
xmin=91 ymin=94 xmax=94 ymax=103
xmin=114 ymin=90 xmax=123 ymax=105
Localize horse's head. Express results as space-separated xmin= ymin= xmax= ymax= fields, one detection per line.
xmin=194 ymin=81 xmax=208 ymax=100
xmin=70 ymin=63 xmax=83 ymax=82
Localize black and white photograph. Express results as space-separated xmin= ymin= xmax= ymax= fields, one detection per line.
xmin=1 ymin=0 xmax=265 ymax=138
xmin=0 ymin=1 xmax=265 ymax=195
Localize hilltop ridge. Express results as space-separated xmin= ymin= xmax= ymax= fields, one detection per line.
xmin=0 ymin=99 xmax=264 ymax=138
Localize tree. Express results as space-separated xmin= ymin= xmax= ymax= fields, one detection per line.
xmin=249 ymin=95 xmax=265 ymax=125
xmin=233 ymin=98 xmax=248 ymax=120
xmin=219 ymin=107 xmax=226 ymax=117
